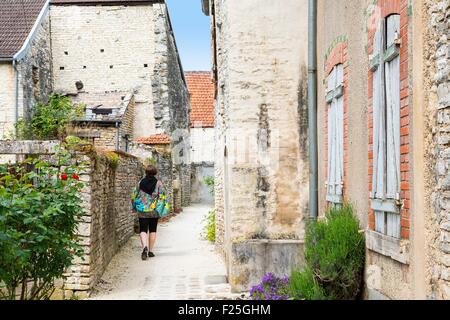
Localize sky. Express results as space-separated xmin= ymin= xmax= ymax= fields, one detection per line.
xmin=166 ymin=0 xmax=212 ymax=72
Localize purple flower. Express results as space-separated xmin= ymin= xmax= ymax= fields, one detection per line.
xmin=249 ymin=272 xmax=290 ymax=300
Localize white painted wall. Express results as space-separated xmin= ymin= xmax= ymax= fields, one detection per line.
xmin=0 ymin=63 xmax=16 ymax=140
xmin=190 ymin=127 xmax=215 ymax=164
xmin=50 ymin=5 xmax=156 ymax=137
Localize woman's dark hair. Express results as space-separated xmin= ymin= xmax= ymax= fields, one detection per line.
xmin=145 ymin=165 xmax=157 ymax=177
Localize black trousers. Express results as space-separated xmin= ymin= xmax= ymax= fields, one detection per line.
xmin=139 ymin=218 xmax=159 ymax=233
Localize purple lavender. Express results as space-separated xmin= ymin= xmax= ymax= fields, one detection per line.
xmin=249 ymin=272 xmax=290 ymax=300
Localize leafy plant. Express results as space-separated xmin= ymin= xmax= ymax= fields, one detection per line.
xmin=203 ymin=176 xmax=215 ymax=196
xmin=288 ymin=267 xmax=326 ymax=300
xmin=15 ymin=95 xmax=84 ymax=140
xmin=249 ymin=273 xmax=290 ymax=300
xmin=202 ymin=210 xmax=216 ymax=242
xmin=104 ymin=151 xmax=119 ymax=170
xmin=289 ymin=204 xmax=365 ymax=300
xmin=0 ymin=148 xmax=85 ymax=300
xmin=146 ymin=157 xmax=157 ymax=166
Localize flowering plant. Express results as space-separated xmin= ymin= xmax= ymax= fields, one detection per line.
xmin=249 ymin=273 xmax=290 ymax=300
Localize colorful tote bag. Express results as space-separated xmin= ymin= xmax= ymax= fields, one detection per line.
xmin=131 ymin=180 xmax=170 ymax=218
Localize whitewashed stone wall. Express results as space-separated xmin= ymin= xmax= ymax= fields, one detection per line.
xmin=0 ymin=63 xmax=16 ymax=141
xmin=50 ymin=4 xmax=156 ymax=138
xmin=191 ymin=128 xmax=215 ymax=164
xmin=209 ymin=0 xmax=309 ymax=291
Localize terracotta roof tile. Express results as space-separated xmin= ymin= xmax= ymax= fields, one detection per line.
xmin=185 ymin=71 xmax=214 ymax=128
xmin=135 ymin=134 xmax=171 ymax=145
xmin=0 ymin=0 xmax=47 ymax=58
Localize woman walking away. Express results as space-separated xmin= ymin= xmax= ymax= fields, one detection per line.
xmin=138 ymin=165 xmax=165 ymax=260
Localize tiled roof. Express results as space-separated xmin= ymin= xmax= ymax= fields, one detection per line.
xmin=0 ymin=0 xmax=47 ymax=58
xmin=185 ymin=71 xmax=215 ymax=128
xmin=135 ymin=134 xmax=171 ymax=145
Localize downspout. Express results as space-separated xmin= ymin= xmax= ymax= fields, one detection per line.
xmin=13 ymin=60 xmax=19 ymax=138
xmin=308 ymin=0 xmax=318 ymax=220
xmin=115 ymin=122 xmax=120 ymax=151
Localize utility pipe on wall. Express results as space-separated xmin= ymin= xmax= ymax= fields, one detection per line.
xmin=308 ymin=0 xmax=318 ymax=220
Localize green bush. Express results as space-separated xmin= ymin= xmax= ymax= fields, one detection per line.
xmin=203 ymin=176 xmax=215 ymax=196
xmin=289 ymin=267 xmax=326 ymax=300
xmin=203 ymin=210 xmax=216 ymax=242
xmin=290 ymin=204 xmax=365 ymax=300
xmin=16 ymin=95 xmax=84 ymax=140
xmin=0 ymin=149 xmax=85 ymax=300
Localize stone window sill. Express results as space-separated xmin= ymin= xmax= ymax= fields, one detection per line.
xmin=365 ymin=229 xmax=409 ymax=265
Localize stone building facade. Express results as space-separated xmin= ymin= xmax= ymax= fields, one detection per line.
xmin=315 ymin=0 xmax=450 ymax=300
xmin=0 ymin=0 xmax=53 ymax=162
xmin=186 ymin=71 xmax=215 ymax=204
xmin=203 ymin=0 xmax=450 ymax=299
xmin=0 ymin=0 xmax=191 ymax=203
xmin=202 ymin=0 xmax=310 ymax=292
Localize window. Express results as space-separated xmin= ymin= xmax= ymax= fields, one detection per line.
xmin=370 ymin=15 xmax=401 ymax=238
xmin=326 ymin=63 xmax=344 ymax=204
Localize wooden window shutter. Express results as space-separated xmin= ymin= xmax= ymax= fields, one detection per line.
xmin=327 ymin=67 xmax=337 ymax=200
xmin=385 ymin=14 xmax=401 ymax=237
xmin=327 ymin=65 xmax=344 ymax=204
xmin=371 ymin=22 xmax=385 ymax=201
xmin=385 ymin=14 xmax=401 ymax=201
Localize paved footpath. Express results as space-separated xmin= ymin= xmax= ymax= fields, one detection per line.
xmin=90 ymin=204 xmax=244 ymax=300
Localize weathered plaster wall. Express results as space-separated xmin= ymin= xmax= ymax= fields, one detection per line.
xmin=316 ymin=0 xmax=370 ymax=226
xmin=191 ymin=163 xmax=214 ymax=204
xmin=191 ymin=128 xmax=215 ymax=164
xmin=50 ymin=4 xmax=156 ymax=138
xmin=212 ymin=0 xmax=309 ymax=292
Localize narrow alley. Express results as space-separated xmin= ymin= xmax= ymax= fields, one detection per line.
xmin=90 ymin=205 xmax=240 ymax=300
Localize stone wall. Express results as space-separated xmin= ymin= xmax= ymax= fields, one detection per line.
xmin=0 ymin=63 xmax=16 ymax=142
xmin=63 ymin=150 xmax=144 ymax=298
xmin=425 ymin=0 xmax=450 ymax=300
xmin=0 ymin=11 xmax=52 ymax=147
xmin=208 ymin=0 xmax=309 ymax=292
xmin=50 ymin=4 xmax=156 ymax=138
xmin=151 ymin=2 xmax=191 ymax=208
xmin=191 ymin=163 xmax=214 ymax=204
xmin=18 ymin=13 xmax=53 ymax=122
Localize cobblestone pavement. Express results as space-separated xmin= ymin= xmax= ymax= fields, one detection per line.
xmin=89 ymin=204 xmax=245 ymax=300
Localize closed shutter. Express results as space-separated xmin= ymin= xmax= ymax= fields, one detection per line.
xmin=371 ymin=16 xmax=401 ymax=238
xmin=327 ymin=68 xmax=337 ymax=200
xmin=385 ymin=14 xmax=401 ymax=201
xmin=385 ymin=14 xmax=401 ymax=237
xmin=326 ymin=64 xmax=344 ymax=204
xmin=372 ymin=22 xmax=385 ymax=201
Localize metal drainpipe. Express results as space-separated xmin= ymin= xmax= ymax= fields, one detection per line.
xmin=308 ymin=0 xmax=318 ymax=220
xmin=115 ymin=122 xmax=119 ymax=151
xmin=13 ymin=59 xmax=19 ymax=138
